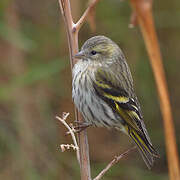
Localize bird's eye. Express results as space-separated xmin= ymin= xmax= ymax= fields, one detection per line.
xmin=91 ymin=50 xmax=97 ymax=55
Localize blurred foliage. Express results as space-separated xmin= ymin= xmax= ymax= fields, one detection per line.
xmin=0 ymin=0 xmax=179 ymax=179
xmin=0 ymin=58 xmax=67 ymax=100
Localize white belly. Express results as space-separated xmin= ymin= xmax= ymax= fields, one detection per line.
xmin=72 ymin=61 xmax=122 ymax=128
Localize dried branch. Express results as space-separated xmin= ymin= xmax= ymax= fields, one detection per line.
xmin=56 ymin=113 xmax=80 ymax=163
xmin=129 ymin=0 xmax=180 ymax=179
xmin=58 ymin=1 xmax=101 ymax=180
xmin=74 ymin=0 xmax=101 ymax=32
xmin=93 ymin=147 xmax=137 ymax=180
xmin=59 ymin=0 xmax=75 ymax=69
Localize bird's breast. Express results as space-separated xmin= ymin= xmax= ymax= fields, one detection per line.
xmin=72 ymin=61 xmax=121 ymax=128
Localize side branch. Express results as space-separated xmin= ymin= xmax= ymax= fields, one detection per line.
xmin=74 ymin=0 xmax=101 ymax=32
xmin=94 ymin=147 xmax=137 ymax=180
xmin=56 ymin=113 xmax=80 ymax=163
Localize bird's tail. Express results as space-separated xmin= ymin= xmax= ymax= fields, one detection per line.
xmin=128 ymin=126 xmax=159 ymax=169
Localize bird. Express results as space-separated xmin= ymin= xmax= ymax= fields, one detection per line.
xmin=72 ymin=35 xmax=159 ymax=169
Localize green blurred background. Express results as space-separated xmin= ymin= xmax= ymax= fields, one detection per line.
xmin=0 ymin=0 xmax=180 ymax=179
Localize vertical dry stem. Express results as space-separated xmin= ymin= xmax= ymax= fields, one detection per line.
xmin=130 ymin=0 xmax=180 ymax=179
xmin=58 ymin=0 xmax=91 ymax=179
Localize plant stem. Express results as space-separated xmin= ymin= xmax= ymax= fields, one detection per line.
xmin=58 ymin=0 xmax=92 ymax=179
xmin=130 ymin=1 xmax=180 ymax=179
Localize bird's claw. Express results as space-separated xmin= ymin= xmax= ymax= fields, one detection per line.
xmin=65 ymin=121 xmax=91 ymax=135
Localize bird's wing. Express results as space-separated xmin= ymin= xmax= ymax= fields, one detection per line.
xmin=93 ymin=66 xmax=144 ymax=132
xmin=93 ymin=65 xmax=159 ymax=167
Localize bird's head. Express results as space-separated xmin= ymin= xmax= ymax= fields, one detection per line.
xmin=75 ymin=36 xmax=122 ymax=63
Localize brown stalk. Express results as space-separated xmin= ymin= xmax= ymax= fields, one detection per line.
xmin=74 ymin=0 xmax=101 ymax=33
xmin=58 ymin=0 xmax=101 ymax=179
xmin=129 ymin=0 xmax=180 ymax=179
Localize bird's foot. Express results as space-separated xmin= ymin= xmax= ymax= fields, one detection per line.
xmin=66 ymin=121 xmax=91 ymax=135
xmin=74 ymin=121 xmax=91 ymax=133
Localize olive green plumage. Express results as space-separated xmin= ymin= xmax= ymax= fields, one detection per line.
xmin=72 ymin=35 xmax=158 ymax=169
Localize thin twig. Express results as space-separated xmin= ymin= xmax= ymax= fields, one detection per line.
xmin=74 ymin=0 xmax=101 ymax=32
xmin=93 ymin=146 xmax=137 ymax=180
xmin=56 ymin=113 xmax=80 ymax=163
xmin=129 ymin=0 xmax=180 ymax=179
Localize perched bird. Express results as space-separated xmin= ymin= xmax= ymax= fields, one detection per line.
xmin=72 ymin=35 xmax=158 ymax=169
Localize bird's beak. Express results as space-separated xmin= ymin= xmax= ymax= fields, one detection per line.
xmin=74 ymin=51 xmax=85 ymax=59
